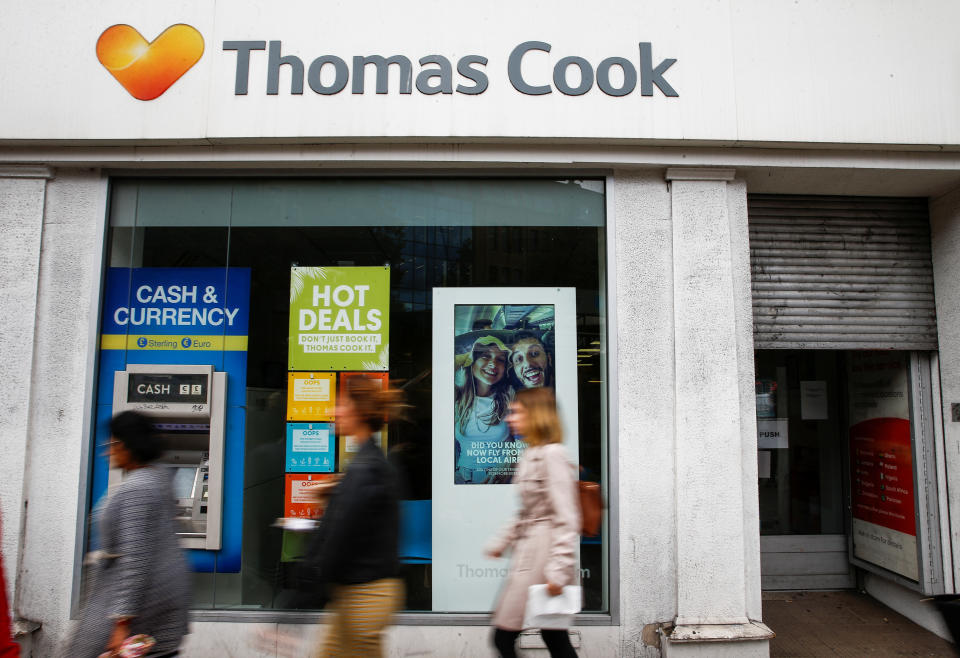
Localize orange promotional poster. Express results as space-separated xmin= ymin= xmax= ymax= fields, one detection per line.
xmin=287 ymin=372 xmax=336 ymax=421
xmin=338 ymin=428 xmax=388 ymax=472
xmin=284 ymin=473 xmax=336 ymax=519
xmin=337 ymin=372 xmax=389 ymax=470
xmin=340 ymin=372 xmax=388 ymax=395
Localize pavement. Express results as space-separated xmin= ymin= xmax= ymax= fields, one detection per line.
xmin=764 ymin=591 xmax=958 ymax=657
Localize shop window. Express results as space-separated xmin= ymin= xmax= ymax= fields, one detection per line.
xmin=95 ymin=178 xmax=609 ymax=614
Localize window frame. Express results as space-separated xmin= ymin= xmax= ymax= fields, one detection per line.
xmin=73 ymin=172 xmax=621 ymax=626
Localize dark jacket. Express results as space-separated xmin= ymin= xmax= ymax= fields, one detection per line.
xmin=310 ymin=439 xmax=400 ymax=585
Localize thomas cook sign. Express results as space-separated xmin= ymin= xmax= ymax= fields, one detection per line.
xmin=96 ymin=23 xmax=679 ymax=101
xmin=223 ymin=39 xmax=678 ymax=97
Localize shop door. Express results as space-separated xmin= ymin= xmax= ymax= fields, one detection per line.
xmin=756 ymin=349 xmax=948 ymax=592
xmin=756 ymin=350 xmax=855 ymax=590
xmin=748 ymin=194 xmax=942 ymax=590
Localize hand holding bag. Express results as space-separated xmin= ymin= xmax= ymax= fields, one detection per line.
xmin=97 ymin=634 xmax=156 ymax=658
xmin=522 ymin=584 xmax=582 ymax=630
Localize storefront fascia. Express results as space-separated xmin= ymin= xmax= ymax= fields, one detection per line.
xmin=4 ymin=2 xmax=960 ymax=657
xmin=4 ymin=150 xmax=960 ymax=656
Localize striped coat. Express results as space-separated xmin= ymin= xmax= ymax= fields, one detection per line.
xmin=68 ymin=465 xmax=191 ymax=657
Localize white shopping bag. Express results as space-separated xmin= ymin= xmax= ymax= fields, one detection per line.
xmin=522 ymin=584 xmax=582 ymax=630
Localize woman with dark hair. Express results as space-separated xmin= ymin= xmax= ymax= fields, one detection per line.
xmin=69 ymin=410 xmax=190 ymax=658
xmin=485 ymin=388 xmax=580 ymax=658
xmin=307 ymin=375 xmax=406 ymax=657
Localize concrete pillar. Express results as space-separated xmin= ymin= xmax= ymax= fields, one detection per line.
xmin=661 ymin=168 xmax=771 ymax=656
xmin=0 ymin=166 xmax=51 ymax=628
xmin=930 ymin=185 xmax=960 ymax=589
xmin=15 ymin=170 xmax=107 ymax=655
xmin=611 ymin=170 xmax=678 ymax=657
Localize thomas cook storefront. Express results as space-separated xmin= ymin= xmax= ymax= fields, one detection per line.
xmin=4 ymin=2 xmax=960 ymax=657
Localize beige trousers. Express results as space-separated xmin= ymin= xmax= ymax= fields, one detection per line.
xmin=316 ymin=578 xmax=404 ymax=658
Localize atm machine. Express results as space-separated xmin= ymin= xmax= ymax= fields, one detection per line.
xmin=112 ymin=364 xmax=226 ymax=551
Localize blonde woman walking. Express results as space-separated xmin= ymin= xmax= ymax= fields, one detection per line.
xmin=485 ymin=387 xmax=580 ymax=658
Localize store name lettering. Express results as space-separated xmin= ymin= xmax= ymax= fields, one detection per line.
xmin=223 ymin=40 xmax=678 ymax=98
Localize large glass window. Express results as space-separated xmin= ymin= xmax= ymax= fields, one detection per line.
xmin=95 ymin=178 xmax=609 ymax=613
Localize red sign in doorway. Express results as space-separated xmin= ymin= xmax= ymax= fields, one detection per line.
xmin=847 ymin=352 xmax=918 ymax=580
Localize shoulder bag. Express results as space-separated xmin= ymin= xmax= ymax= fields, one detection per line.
xmin=577 ymin=480 xmax=602 ymax=537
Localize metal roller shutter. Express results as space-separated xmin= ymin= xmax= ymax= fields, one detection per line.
xmin=749 ymin=195 xmax=937 ymax=350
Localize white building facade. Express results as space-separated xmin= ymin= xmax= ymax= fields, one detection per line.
xmin=3 ymin=2 xmax=960 ymax=656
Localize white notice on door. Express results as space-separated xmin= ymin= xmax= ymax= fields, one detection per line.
xmin=757 ymin=418 xmax=788 ymax=449
xmin=800 ymin=380 xmax=828 ymax=420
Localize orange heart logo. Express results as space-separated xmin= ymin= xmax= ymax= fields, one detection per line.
xmin=96 ymin=24 xmax=204 ymax=101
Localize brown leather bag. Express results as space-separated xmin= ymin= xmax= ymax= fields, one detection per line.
xmin=577 ymin=480 xmax=603 ymax=537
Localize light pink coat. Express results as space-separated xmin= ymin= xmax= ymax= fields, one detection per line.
xmin=486 ymin=442 xmax=580 ymax=630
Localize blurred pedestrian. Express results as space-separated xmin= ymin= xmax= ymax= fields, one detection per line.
xmin=485 ymin=388 xmax=579 ymax=658
xmin=0 ymin=512 xmax=19 ymax=658
xmin=307 ymin=376 xmax=406 ymax=657
xmin=68 ymin=411 xmax=190 ymax=658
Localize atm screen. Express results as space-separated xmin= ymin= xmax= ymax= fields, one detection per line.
xmin=172 ymin=467 xmax=199 ymax=502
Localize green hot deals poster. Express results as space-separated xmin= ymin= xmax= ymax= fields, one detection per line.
xmin=288 ymin=266 xmax=390 ymax=371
